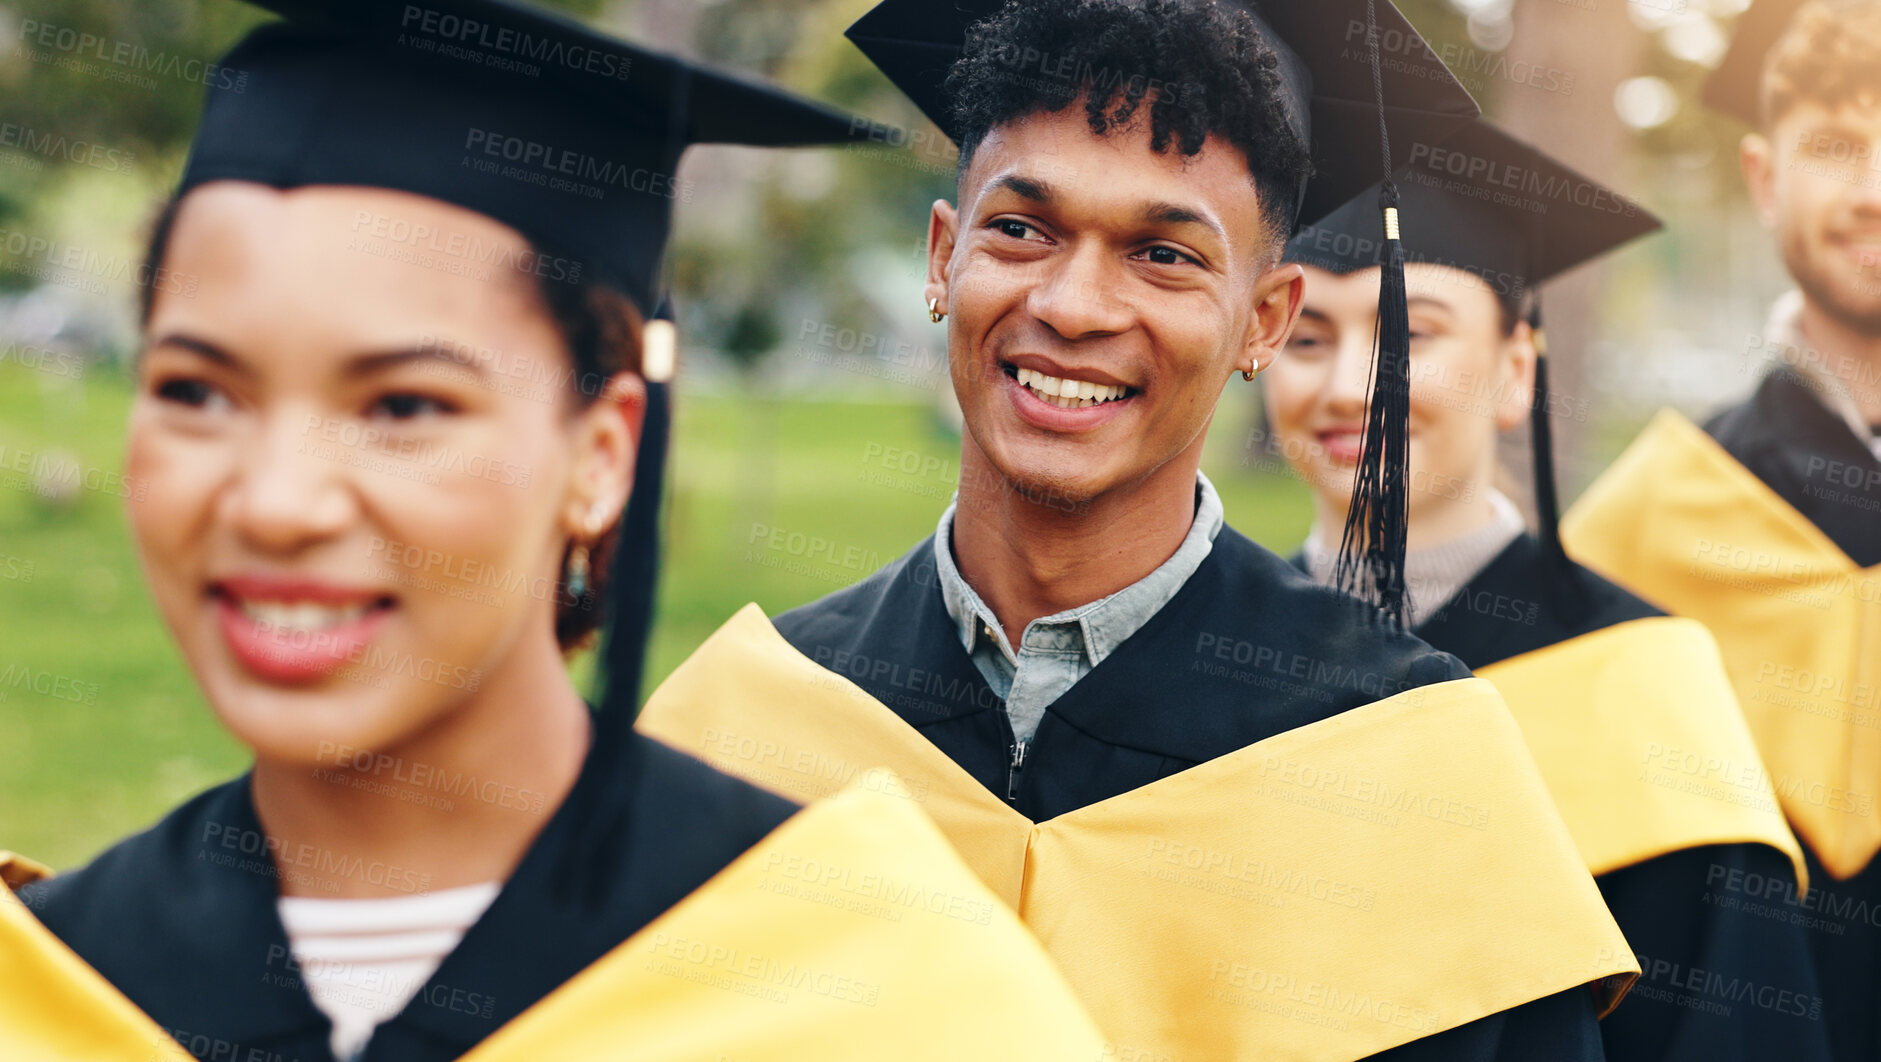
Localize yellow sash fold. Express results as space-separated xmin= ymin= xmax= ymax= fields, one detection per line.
xmin=0 ymin=787 xmax=1108 ymax=1062
xmin=0 ymin=875 xmax=195 ymax=1061
xmin=640 ymin=604 xmax=1640 ymax=1062
xmin=1477 ymin=617 xmax=1806 ymax=884
xmin=1 ymin=850 xmax=51 ymax=891
xmin=1563 ymin=408 xmax=1881 ymax=880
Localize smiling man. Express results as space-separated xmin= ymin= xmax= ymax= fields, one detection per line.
xmin=640 ymin=1 xmax=1638 ymax=1058
xmin=1563 ymin=1 xmax=1881 ymax=1057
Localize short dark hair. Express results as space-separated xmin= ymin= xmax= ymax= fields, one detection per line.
xmin=946 ymin=0 xmax=1314 ymax=245
xmin=138 ymin=193 xmax=641 ymax=654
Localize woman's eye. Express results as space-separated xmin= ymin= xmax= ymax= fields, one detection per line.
xmin=370 ymin=393 xmax=454 ymax=420
xmin=1286 ymin=335 xmax=1323 ymax=351
xmin=154 ymin=377 xmax=232 ymax=412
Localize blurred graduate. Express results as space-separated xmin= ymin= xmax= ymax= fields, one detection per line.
xmin=0 ymin=1 xmax=1116 ymax=1059
xmin=638 ymin=0 xmax=1641 ymax=1058
xmin=1268 ymin=116 xmax=1830 ymax=1062
xmin=1561 ymin=3 xmax=1881 ymax=1055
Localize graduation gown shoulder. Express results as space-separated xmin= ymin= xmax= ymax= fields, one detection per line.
xmin=16 ymin=727 xmax=794 ymax=1062
xmin=773 ymin=526 xmax=1470 ymax=816
xmin=1411 ymin=534 xmax=1831 ymax=1062
xmin=10 ymin=724 xmax=1116 ymax=1062
xmin=641 ymin=527 xmax=1640 ymax=1062
xmin=1705 ymin=367 xmax=1881 ymax=566
xmin=1563 ymin=383 xmax=1881 ymax=1062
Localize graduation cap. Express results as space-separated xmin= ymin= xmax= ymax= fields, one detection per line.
xmin=1285 ymin=120 xmax=1663 ymax=601
xmin=847 ymin=0 xmax=1480 ymax=625
xmin=845 ymin=0 xmax=1480 ymax=229
xmin=180 ymin=0 xmax=869 ymax=719
xmin=182 ymin=0 xmax=869 ymax=317
xmin=1702 ymin=0 xmax=1810 ymax=127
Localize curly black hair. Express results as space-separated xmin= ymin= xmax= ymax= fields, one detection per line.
xmin=946 ymin=0 xmax=1315 ymax=245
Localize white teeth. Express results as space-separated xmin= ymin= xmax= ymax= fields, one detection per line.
xmin=1015 ymin=367 xmax=1128 ymax=408
xmin=240 ymin=599 xmax=372 ymax=632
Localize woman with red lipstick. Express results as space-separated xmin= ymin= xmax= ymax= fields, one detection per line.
xmin=1266 ymin=119 xmax=1828 ymax=1062
xmin=0 ymin=3 xmax=1110 ymax=1061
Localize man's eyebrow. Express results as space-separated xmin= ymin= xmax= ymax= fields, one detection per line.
xmin=992 ymin=174 xmax=1052 ymax=202
xmin=1141 ymin=201 xmax=1224 ymax=241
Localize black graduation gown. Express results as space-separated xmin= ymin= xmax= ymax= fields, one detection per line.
xmin=16 ymin=722 xmax=796 ymax=1062
xmin=1705 ymin=370 xmax=1881 ymax=1061
xmin=1706 ymin=366 xmax=1881 ymax=568
xmin=1405 ymin=533 xmax=1835 ymax=1062
xmin=774 ymin=526 xmax=1608 ymax=1062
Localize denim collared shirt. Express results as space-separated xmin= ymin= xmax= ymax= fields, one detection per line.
xmin=933 ymin=471 xmax=1225 ymax=749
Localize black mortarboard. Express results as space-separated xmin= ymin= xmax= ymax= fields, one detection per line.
xmin=844 ymin=0 xmax=1479 ymax=229
xmin=1287 ymin=122 xmax=1661 ymax=292
xmin=182 ymin=0 xmax=869 ymax=316
xmin=1285 ymin=120 xmax=1662 ymax=599
xmin=1702 ymin=0 xmax=1812 ymax=127
xmin=848 ymin=0 xmax=1479 ymax=625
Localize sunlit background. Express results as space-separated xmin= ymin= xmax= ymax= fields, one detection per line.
xmin=0 ymin=0 xmax=1792 ymax=866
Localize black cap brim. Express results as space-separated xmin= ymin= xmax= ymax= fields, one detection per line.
xmin=845 ymin=0 xmax=1480 ymax=227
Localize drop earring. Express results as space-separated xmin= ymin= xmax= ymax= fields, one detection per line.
xmin=565 ymin=542 xmax=591 ymax=599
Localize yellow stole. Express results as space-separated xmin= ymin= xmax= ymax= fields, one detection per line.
xmin=1564 ymin=408 xmax=1881 ymax=880
xmin=1476 ymin=617 xmax=1806 ymax=885
xmin=0 ymin=786 xmax=1108 ymax=1062
xmin=638 ymin=604 xmax=1641 ymax=1062
xmin=0 ymin=850 xmax=50 ymax=891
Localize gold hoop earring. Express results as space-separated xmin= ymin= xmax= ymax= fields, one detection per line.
xmin=928 ymin=297 xmax=945 ymax=324
xmin=1242 ymin=363 xmax=1260 ymax=382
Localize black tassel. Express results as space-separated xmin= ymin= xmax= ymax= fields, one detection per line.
xmin=1526 ymin=300 xmax=1587 ymax=615
xmin=1335 ymin=182 xmax=1412 ymax=628
xmin=597 ymin=374 xmax=672 ymax=726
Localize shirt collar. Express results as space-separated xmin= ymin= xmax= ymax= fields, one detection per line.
xmin=1765 ymin=290 xmax=1881 ymax=456
xmin=933 ymin=471 xmax=1225 ymax=668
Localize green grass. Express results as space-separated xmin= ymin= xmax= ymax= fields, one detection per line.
xmin=0 ymin=362 xmax=1313 ymax=868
